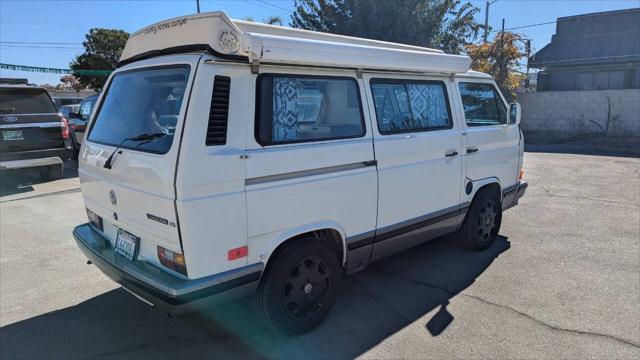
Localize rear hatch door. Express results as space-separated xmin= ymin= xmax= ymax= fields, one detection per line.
xmin=79 ymin=55 xmax=201 ymax=261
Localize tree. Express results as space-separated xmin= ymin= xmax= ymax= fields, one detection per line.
xmin=291 ymin=0 xmax=481 ymax=54
xmin=466 ymin=31 xmax=525 ymax=100
xmin=242 ymin=15 xmax=284 ymax=25
xmin=70 ymin=28 xmax=129 ymax=90
xmin=58 ymin=74 xmax=84 ymax=91
xmin=263 ymin=15 xmax=284 ymax=25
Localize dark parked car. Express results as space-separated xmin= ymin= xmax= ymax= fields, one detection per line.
xmin=58 ymin=104 xmax=80 ymax=120
xmin=66 ymin=94 xmax=98 ymax=158
xmin=0 ymin=80 xmax=72 ymax=180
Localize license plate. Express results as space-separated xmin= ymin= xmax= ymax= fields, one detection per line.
xmin=115 ymin=229 xmax=139 ymax=261
xmin=2 ymin=130 xmax=23 ymax=141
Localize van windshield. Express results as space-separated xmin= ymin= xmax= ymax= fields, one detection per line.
xmin=87 ymin=65 xmax=190 ymax=154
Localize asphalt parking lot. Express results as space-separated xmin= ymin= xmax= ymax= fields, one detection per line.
xmin=1 ymin=145 xmax=639 ymax=359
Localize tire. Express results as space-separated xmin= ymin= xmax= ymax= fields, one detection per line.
xmin=254 ymin=238 xmax=342 ymax=335
xmin=460 ymin=188 xmax=502 ymax=251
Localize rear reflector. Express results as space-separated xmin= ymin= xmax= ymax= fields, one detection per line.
xmin=157 ymin=246 xmax=187 ymax=276
xmin=518 ymin=169 xmax=525 ymax=180
xmin=228 ymin=246 xmax=248 ymax=260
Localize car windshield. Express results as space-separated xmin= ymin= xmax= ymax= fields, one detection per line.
xmin=87 ymin=65 xmax=190 ymax=154
xmin=0 ymin=88 xmax=57 ymax=114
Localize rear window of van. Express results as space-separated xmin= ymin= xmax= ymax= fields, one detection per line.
xmin=87 ymin=65 xmax=190 ymax=154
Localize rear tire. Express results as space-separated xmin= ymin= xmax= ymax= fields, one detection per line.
xmin=460 ymin=188 xmax=502 ymax=250
xmin=254 ymin=238 xmax=342 ymax=335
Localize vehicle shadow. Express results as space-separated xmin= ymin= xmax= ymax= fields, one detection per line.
xmin=0 ymin=160 xmax=78 ymax=197
xmin=0 ymin=234 xmax=510 ymax=359
xmin=524 ymin=136 xmax=640 ymax=158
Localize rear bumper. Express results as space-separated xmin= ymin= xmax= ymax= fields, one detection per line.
xmin=0 ymin=156 xmax=63 ymax=171
xmin=502 ymin=181 xmax=528 ymax=211
xmin=73 ymin=224 xmax=262 ymax=313
xmin=0 ymin=147 xmax=71 ymax=164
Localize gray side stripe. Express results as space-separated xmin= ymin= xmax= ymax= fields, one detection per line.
xmin=0 ymin=122 xmax=63 ymax=129
xmin=376 ymin=203 xmax=463 ymax=237
xmin=245 ymin=161 xmax=376 ymax=186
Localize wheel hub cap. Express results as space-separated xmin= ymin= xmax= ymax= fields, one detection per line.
xmin=282 ymin=256 xmax=331 ymax=321
xmin=304 ymin=282 xmax=313 ymax=294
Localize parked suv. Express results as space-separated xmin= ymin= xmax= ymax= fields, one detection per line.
xmin=0 ymin=80 xmax=72 ymax=180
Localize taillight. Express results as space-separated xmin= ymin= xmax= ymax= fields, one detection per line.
xmin=59 ymin=115 xmax=70 ymax=139
xmin=157 ymin=246 xmax=187 ymax=276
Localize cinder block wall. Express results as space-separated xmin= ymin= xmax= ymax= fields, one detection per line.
xmin=517 ymin=89 xmax=640 ymax=136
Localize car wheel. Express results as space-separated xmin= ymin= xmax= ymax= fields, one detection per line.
xmin=254 ymin=238 xmax=342 ymax=335
xmin=460 ymin=188 xmax=502 ymax=250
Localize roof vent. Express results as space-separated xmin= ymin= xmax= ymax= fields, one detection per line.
xmin=206 ymin=75 xmax=230 ymax=146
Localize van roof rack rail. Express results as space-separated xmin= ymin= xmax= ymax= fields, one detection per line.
xmin=119 ymin=11 xmax=471 ymax=74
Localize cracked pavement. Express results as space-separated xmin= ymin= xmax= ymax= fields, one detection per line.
xmin=1 ymin=149 xmax=639 ymax=359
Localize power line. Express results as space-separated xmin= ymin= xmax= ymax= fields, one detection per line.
xmin=254 ymin=0 xmax=290 ymax=12
xmin=240 ymin=0 xmax=291 ymax=16
xmin=1 ymin=41 xmax=83 ymax=46
xmin=491 ymin=20 xmax=556 ymax=33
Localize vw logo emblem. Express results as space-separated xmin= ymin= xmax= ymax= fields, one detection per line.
xmin=109 ymin=190 xmax=117 ymax=206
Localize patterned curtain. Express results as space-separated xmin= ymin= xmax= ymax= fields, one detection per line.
xmin=407 ymin=84 xmax=449 ymax=127
xmin=273 ymin=78 xmax=300 ymax=141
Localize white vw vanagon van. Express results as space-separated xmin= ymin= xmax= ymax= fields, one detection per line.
xmin=73 ymin=12 xmax=527 ymax=334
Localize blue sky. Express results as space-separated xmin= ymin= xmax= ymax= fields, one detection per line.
xmin=1 ymin=0 xmax=638 ymax=85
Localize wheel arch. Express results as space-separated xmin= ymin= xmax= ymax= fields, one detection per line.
xmin=262 ymin=222 xmax=348 ymax=275
xmin=466 ymin=177 xmax=502 ymax=204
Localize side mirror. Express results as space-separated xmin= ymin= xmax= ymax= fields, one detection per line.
xmin=509 ymin=103 xmax=521 ymax=125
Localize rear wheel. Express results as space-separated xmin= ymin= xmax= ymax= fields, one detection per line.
xmin=460 ymin=188 xmax=502 ymax=250
xmin=254 ymin=238 xmax=342 ymax=335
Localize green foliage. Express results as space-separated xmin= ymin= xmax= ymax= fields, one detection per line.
xmin=70 ymin=28 xmax=129 ymax=90
xmin=291 ymin=0 xmax=481 ymax=54
xmin=466 ymin=32 xmax=525 ymax=100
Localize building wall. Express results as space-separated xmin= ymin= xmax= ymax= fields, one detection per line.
xmin=536 ymin=63 xmax=639 ymax=91
xmin=518 ymin=89 xmax=640 ymax=136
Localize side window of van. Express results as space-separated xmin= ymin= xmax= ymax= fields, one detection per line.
xmin=370 ymin=79 xmax=452 ymax=134
xmin=458 ymin=83 xmax=508 ymax=126
xmin=256 ymin=75 xmax=365 ymax=145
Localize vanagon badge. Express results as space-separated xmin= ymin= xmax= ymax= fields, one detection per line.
xmin=109 ymin=190 xmax=117 ymax=206
xmin=218 ymin=29 xmax=239 ymax=53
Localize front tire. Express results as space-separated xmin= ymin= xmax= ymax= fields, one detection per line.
xmin=460 ymin=188 xmax=502 ymax=250
xmin=254 ymin=239 xmax=342 ymax=335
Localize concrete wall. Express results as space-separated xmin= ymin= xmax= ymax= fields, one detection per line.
xmin=517 ymin=89 xmax=640 ymax=136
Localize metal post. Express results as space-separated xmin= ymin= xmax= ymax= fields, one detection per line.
xmin=483 ymin=1 xmax=490 ymax=43
xmin=196 ymin=0 xmax=201 ymax=13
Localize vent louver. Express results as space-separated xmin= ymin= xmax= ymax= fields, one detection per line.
xmin=206 ymin=75 xmax=231 ymax=146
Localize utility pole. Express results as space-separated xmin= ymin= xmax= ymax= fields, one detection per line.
xmin=483 ymin=0 xmax=499 ymax=43
xmin=196 ymin=0 xmax=200 ymax=13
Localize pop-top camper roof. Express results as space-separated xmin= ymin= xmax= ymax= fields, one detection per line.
xmin=120 ymin=12 xmax=471 ymax=74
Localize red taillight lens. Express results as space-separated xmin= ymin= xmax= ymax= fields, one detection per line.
xmin=157 ymin=246 xmax=187 ymax=276
xmin=59 ymin=115 xmax=70 ymax=139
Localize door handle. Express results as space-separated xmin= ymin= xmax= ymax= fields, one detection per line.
xmin=467 ymin=147 xmax=479 ymax=154
xmin=445 ymin=149 xmax=458 ymax=157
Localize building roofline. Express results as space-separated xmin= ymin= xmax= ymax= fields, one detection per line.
xmin=558 ymin=7 xmax=639 ymax=21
